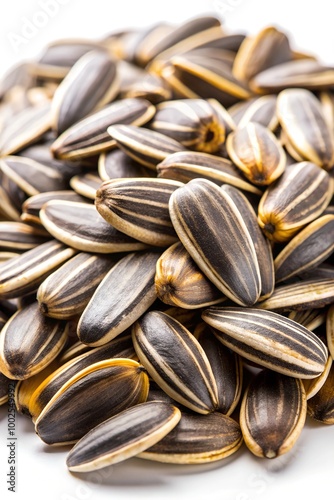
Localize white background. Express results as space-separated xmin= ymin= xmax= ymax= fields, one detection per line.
xmin=1 ymin=1 xmax=334 ymax=499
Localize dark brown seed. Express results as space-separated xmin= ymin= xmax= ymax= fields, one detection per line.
xmin=96 ymin=178 xmax=183 ymax=246
xmin=307 ymin=361 xmax=334 ymax=424
xmin=240 ymin=369 xmax=307 ymax=458
xmin=169 ymin=179 xmax=261 ymax=306
xmin=69 ymin=173 xmax=102 ymax=200
xmin=78 ymin=251 xmax=160 ymax=346
xmin=98 ymin=149 xmax=154 ymax=182
xmin=0 ymin=302 xmax=68 ymax=380
xmin=39 ymin=200 xmax=148 ymax=253
xmin=157 ymin=150 xmax=261 ymax=195
xmin=228 ymin=95 xmax=278 ymax=131
xmin=139 ymin=411 xmax=243 ymax=464
xmin=0 ymin=221 xmax=50 ymax=251
xmin=132 ymin=311 xmax=218 ymax=414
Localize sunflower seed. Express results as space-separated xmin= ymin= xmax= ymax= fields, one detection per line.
xmin=51 ymin=98 xmax=155 ymax=160
xmin=274 ymin=215 xmax=334 ymax=283
xmin=120 ymin=72 xmax=172 ymax=104
xmin=202 ymin=306 xmax=328 ymax=378
xmin=29 ymin=334 xmax=136 ymax=420
xmin=169 ymin=178 xmax=261 ymax=306
xmin=250 ymin=59 xmax=334 ymax=94
xmin=196 ymin=322 xmax=243 ymax=416
xmin=0 ymin=302 xmax=68 ymax=379
xmin=96 ymin=177 xmax=183 ymax=246
xmin=37 ymin=252 xmax=117 ymax=319
xmin=258 ymin=162 xmax=333 ymax=242
xmin=67 ymin=401 xmax=181 ymax=472
xmin=240 ymin=369 xmax=307 ymax=458
xmin=21 ymin=190 xmax=89 ymax=225
xmin=132 ymin=311 xmax=218 ymax=414
xmin=155 ymin=241 xmax=223 ymax=309
xmin=162 ymin=53 xmax=252 ymax=107
xmin=0 ymin=169 xmax=26 ymax=221
xmin=39 ymin=200 xmax=148 ymax=253
xmin=0 ymin=101 xmax=51 ymax=157
xmin=0 ymin=239 xmax=76 ymax=299
xmin=232 ymin=26 xmax=292 ymax=84
xmin=139 ymin=411 xmax=243 ymax=464
xmin=288 ymin=309 xmax=327 ymax=332
xmin=78 ymin=251 xmax=160 ymax=346
xmin=277 ymin=89 xmax=334 ymax=170
xmin=35 ymin=358 xmax=149 ymax=445
xmin=257 ymin=278 xmax=334 ymax=311
xmin=0 ymin=221 xmax=50 ymax=251
xmin=156 ymin=150 xmax=262 ymax=195
xmin=0 ymin=156 xmax=68 ymax=196
xmin=107 ymin=125 xmax=186 ymax=169
xmin=307 ymin=360 xmax=334 ymax=423
xmin=51 ymin=51 xmax=119 ymax=135
xmin=226 ymin=122 xmax=286 ymax=185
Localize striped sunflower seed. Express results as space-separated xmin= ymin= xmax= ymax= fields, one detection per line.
xmin=202 ymin=306 xmax=328 ymax=378
xmin=51 ymin=50 xmax=119 ymax=134
xmin=35 ymin=358 xmax=149 ymax=445
xmin=220 ymin=184 xmax=275 ymax=300
xmin=240 ymin=369 xmax=307 ymax=458
xmin=21 ymin=190 xmax=89 ymax=226
xmin=157 ymin=151 xmax=262 ymax=195
xmin=29 ymin=334 xmax=135 ymax=420
xmin=169 ymin=178 xmax=261 ymax=306
xmin=196 ymin=322 xmax=243 ymax=416
xmin=250 ymin=59 xmax=334 ymax=94
xmin=95 ymin=177 xmax=183 ymax=246
xmin=320 ymin=91 xmax=334 ymax=133
xmin=151 ymin=98 xmax=228 ymax=153
xmin=37 ymin=252 xmax=117 ymax=319
xmin=257 ymin=278 xmax=334 ymax=311
xmin=277 ymin=89 xmax=334 ymax=170
xmin=120 ymin=72 xmax=172 ymax=104
xmin=226 ymin=122 xmax=286 ymax=185
xmin=66 ymin=401 xmax=181 ymax=472
xmin=161 ymin=52 xmax=252 ymax=107
xmin=155 ymin=241 xmax=223 ymax=309
xmin=327 ymin=304 xmax=334 ymax=359
xmin=0 ymin=101 xmax=51 ymax=157
xmin=34 ymin=39 xmax=106 ymax=80
xmin=132 ymin=311 xmax=218 ymax=414
xmin=258 ymin=162 xmax=333 ymax=242
xmin=39 ymin=200 xmax=148 ymax=253
xmin=69 ymin=173 xmax=102 ymax=200
xmin=139 ymin=411 xmax=243 ymax=464
xmin=307 ymin=360 xmax=334 ymax=424
xmin=232 ymin=26 xmax=292 ymax=84
xmin=144 ymin=16 xmax=222 ymax=70
xmin=0 ymin=169 xmax=27 ymax=221
xmin=107 ymin=124 xmax=186 ymax=169
xmin=0 ymin=302 xmax=68 ymax=379
xmin=78 ymin=251 xmax=160 ymax=346
xmin=0 ymin=239 xmax=76 ymax=299
xmin=0 ymin=156 xmax=68 ymax=196
xmin=274 ymin=215 xmax=334 ymax=283
xmin=51 ymin=98 xmax=155 ymax=160
xmin=163 ymin=306 xmax=201 ymax=331
xmin=98 ymin=149 xmax=154 ymax=182
xmin=228 ymin=95 xmax=278 ymax=131
xmin=0 ymin=221 xmax=50 ymax=251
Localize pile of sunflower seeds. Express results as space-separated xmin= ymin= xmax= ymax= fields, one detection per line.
xmin=0 ymin=15 xmax=334 ymax=472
